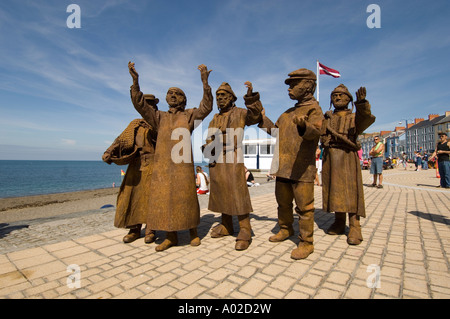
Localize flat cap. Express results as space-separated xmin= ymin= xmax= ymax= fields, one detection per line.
xmin=285 ymin=68 xmax=316 ymax=84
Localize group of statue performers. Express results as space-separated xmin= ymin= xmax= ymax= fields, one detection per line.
xmin=102 ymin=62 xmax=375 ymax=259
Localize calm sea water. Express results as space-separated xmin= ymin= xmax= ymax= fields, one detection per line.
xmin=0 ymin=160 xmax=209 ymax=199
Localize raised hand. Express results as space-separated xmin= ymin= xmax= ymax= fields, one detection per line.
xmin=356 ymin=87 xmax=366 ymax=102
xmin=244 ymin=81 xmax=253 ymax=96
xmin=128 ymin=61 xmax=139 ymax=82
xmin=198 ymin=64 xmax=212 ymax=85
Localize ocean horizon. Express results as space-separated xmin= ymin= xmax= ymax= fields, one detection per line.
xmin=0 ymin=160 xmax=209 ymax=199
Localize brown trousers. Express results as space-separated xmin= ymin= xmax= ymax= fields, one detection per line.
xmin=275 ymin=178 xmax=315 ymax=243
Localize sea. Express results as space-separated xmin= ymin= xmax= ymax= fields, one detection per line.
xmin=0 ymin=160 xmax=209 ymax=199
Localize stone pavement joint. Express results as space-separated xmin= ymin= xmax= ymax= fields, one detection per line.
xmin=0 ymin=168 xmax=449 ymax=299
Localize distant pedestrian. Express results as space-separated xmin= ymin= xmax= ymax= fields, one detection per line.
xmin=416 ymin=152 xmax=422 ymax=171
xmin=431 ymin=132 xmax=450 ymax=188
xmin=422 ymin=153 xmax=429 ymax=170
xmin=369 ymin=136 xmax=384 ymax=188
xmin=402 ymin=152 xmax=407 ymax=170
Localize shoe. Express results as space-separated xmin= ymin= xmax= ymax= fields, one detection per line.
xmin=376 ymin=184 xmax=383 ymax=188
xmin=235 ymin=240 xmax=251 ymax=251
xmin=326 ymin=213 xmax=346 ymax=235
xmin=123 ymin=227 xmax=141 ymax=243
xmin=269 ymin=227 xmax=294 ymax=242
xmin=189 ymin=228 xmax=201 ymax=247
xmin=291 ymin=242 xmax=314 ymax=260
xmin=144 ymin=232 xmax=156 ymax=244
xmin=155 ymin=232 xmax=177 ymax=252
xmin=347 ymin=214 xmax=363 ymax=245
xmin=211 ymin=223 xmax=233 ymax=238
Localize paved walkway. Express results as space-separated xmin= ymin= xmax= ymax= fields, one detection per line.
xmin=0 ymin=167 xmax=449 ymax=300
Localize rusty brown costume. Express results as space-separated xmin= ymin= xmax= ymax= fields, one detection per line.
xmin=131 ymin=83 xmax=213 ymax=243
xmin=204 ymin=82 xmax=262 ymax=249
xmin=321 ymin=84 xmax=375 ymax=245
xmin=249 ymin=69 xmax=324 ymax=259
xmin=102 ymin=116 xmax=157 ymax=241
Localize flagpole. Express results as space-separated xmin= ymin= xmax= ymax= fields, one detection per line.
xmin=316 ymin=60 xmax=320 ymax=103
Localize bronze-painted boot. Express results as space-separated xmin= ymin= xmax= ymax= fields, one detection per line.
xmin=235 ymin=214 xmax=252 ymax=251
xmin=291 ymin=210 xmax=314 ymax=260
xmin=347 ymin=213 xmax=363 ymax=245
xmin=326 ymin=212 xmax=346 ymax=235
xmin=211 ymin=214 xmax=234 ymax=238
xmin=144 ymin=227 xmax=156 ymax=244
xmin=155 ymin=231 xmax=178 ymax=252
xmin=189 ymin=228 xmax=201 ymax=247
xmin=123 ymin=224 xmax=141 ymax=243
xmin=269 ymin=205 xmax=294 ymax=242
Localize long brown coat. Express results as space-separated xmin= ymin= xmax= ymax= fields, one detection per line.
xmin=251 ymin=94 xmax=324 ymax=182
xmin=103 ymin=119 xmax=156 ymax=228
xmin=131 ymin=84 xmax=213 ymax=231
xmin=321 ymin=99 xmax=375 ymax=217
xmin=206 ymin=105 xmax=262 ymax=216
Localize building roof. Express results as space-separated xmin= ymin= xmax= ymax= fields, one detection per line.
xmin=435 ymin=115 xmax=450 ymax=125
xmin=408 ymin=115 xmax=445 ymax=130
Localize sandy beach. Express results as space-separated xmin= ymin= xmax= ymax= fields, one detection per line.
xmin=0 ymin=188 xmax=119 ymax=224
xmin=0 ymin=173 xmax=270 ymax=224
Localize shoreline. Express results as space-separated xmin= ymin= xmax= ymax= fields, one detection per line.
xmin=0 ymin=175 xmax=270 ymax=224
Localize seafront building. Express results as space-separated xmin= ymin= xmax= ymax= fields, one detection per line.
xmin=243 ymin=111 xmax=450 ymax=168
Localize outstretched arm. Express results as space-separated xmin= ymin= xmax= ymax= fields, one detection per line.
xmin=128 ymin=61 xmax=159 ymax=129
xmin=191 ymin=65 xmax=213 ymax=126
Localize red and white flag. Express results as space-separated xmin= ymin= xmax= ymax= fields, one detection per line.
xmin=318 ymin=62 xmax=341 ymax=78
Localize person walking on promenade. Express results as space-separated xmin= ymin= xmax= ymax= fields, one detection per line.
xmin=203 ymin=81 xmax=262 ymax=251
xmin=369 ymin=135 xmax=384 ymax=188
xmin=402 ymin=152 xmax=408 ymax=170
xmin=250 ymin=68 xmax=324 ymax=260
xmin=102 ymin=95 xmax=159 ymax=244
xmin=431 ymin=132 xmax=450 ymax=188
xmin=320 ymin=85 xmax=375 ymax=245
xmin=129 ymin=61 xmax=213 ymax=251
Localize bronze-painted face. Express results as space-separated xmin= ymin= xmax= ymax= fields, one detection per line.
xmin=216 ymin=90 xmax=234 ymax=111
xmin=287 ymin=79 xmax=315 ymax=101
xmin=166 ymin=87 xmax=186 ymax=109
xmin=331 ymin=92 xmax=351 ymax=110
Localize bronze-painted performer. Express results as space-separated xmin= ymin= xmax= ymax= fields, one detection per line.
xmin=129 ymin=61 xmax=213 ymax=251
xmin=102 ymin=95 xmax=159 ymax=244
xmin=248 ymin=69 xmax=324 ymax=259
xmin=321 ymin=85 xmax=375 ymax=245
xmin=204 ymin=81 xmax=262 ymax=251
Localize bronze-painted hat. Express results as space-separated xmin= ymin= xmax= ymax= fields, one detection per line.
xmin=143 ymin=94 xmax=159 ymax=104
xmin=216 ymin=82 xmax=237 ymax=102
xmin=285 ymin=68 xmax=316 ymax=84
xmin=330 ymin=84 xmax=353 ymax=101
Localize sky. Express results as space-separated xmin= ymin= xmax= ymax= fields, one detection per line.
xmin=0 ymin=0 xmax=449 ymax=160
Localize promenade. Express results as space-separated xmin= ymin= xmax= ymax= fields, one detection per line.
xmin=0 ymin=167 xmax=449 ymax=300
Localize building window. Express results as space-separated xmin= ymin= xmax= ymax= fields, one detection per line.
xmin=260 ymin=144 xmax=272 ymax=155
xmin=244 ymin=145 xmax=257 ymax=155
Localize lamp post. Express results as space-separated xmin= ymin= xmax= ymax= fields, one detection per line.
xmin=399 ymin=119 xmax=413 ymax=159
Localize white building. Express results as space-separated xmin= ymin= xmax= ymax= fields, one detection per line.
xmin=242 ymin=138 xmax=276 ymax=170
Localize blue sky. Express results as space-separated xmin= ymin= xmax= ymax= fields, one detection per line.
xmin=0 ymin=0 xmax=449 ymax=160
